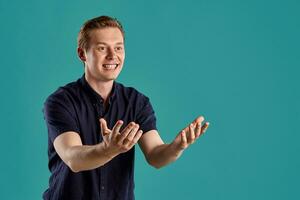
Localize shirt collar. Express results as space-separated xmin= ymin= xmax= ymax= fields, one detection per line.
xmin=80 ymin=74 xmax=117 ymax=104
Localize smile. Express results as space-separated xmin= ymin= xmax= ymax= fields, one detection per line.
xmin=102 ymin=64 xmax=118 ymax=70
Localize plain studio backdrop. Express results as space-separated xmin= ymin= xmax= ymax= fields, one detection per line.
xmin=0 ymin=0 xmax=299 ymax=199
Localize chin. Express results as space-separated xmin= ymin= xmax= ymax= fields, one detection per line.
xmin=103 ymin=76 xmax=118 ymax=81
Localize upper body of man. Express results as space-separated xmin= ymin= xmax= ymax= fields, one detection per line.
xmin=43 ymin=16 xmax=209 ymax=200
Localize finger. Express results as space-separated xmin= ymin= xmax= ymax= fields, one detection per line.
xmin=123 ymin=124 xmax=140 ymax=146
xmin=200 ymin=122 xmax=210 ymax=135
xmin=180 ymin=130 xmax=188 ymax=149
xmin=183 ymin=116 xmax=205 ymax=133
xmin=118 ymin=122 xmax=135 ymax=143
xmin=195 ymin=121 xmax=202 ymax=138
xmin=127 ymin=130 xmax=143 ymax=148
xmin=99 ymin=118 xmax=110 ymax=136
xmin=133 ymin=130 xmax=143 ymax=143
xmin=194 ymin=116 xmax=205 ymax=126
xmin=112 ymin=120 xmax=123 ymax=136
xmin=188 ymin=123 xmax=196 ymax=144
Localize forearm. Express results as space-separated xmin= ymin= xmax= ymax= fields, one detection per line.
xmin=147 ymin=143 xmax=183 ymax=169
xmin=65 ymin=142 xmax=118 ymax=172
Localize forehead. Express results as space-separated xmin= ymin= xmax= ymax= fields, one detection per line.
xmin=88 ymin=27 xmax=124 ymax=45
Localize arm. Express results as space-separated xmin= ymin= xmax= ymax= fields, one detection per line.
xmin=54 ymin=119 xmax=143 ymax=173
xmin=139 ymin=116 xmax=210 ymax=169
xmin=138 ymin=130 xmax=179 ymax=169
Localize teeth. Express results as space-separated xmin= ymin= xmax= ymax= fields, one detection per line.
xmin=103 ymin=64 xmax=118 ymax=69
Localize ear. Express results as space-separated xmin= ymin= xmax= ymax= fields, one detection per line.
xmin=77 ymin=47 xmax=86 ymax=62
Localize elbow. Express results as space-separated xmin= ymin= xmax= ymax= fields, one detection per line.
xmin=147 ymin=158 xmax=163 ymax=169
xmin=151 ymin=164 xmax=163 ymax=170
xmin=67 ymin=160 xmax=81 ymax=173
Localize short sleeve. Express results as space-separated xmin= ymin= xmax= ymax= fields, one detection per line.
xmin=43 ymin=90 xmax=80 ymax=142
xmin=135 ymin=95 xmax=157 ymax=133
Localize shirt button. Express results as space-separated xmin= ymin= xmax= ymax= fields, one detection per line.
xmin=101 ymin=186 xmax=105 ymax=190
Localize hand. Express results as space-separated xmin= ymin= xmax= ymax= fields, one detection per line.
xmin=171 ymin=116 xmax=210 ymax=151
xmin=99 ymin=118 xmax=143 ymax=155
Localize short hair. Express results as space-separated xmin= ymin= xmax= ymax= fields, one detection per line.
xmin=77 ymin=15 xmax=125 ymax=50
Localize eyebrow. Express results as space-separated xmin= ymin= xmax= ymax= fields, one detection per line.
xmin=96 ymin=42 xmax=124 ymax=45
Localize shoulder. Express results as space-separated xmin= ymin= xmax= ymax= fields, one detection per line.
xmin=44 ymin=79 xmax=82 ymax=107
xmin=116 ymin=82 xmax=149 ymax=101
xmin=115 ymin=82 xmax=154 ymax=113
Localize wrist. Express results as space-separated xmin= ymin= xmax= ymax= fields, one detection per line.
xmin=169 ymin=142 xmax=184 ymax=157
xmin=97 ymin=142 xmax=119 ymax=160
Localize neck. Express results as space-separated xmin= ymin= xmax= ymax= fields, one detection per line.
xmin=85 ymin=73 xmax=114 ymax=102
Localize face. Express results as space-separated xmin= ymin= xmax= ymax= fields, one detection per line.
xmin=79 ymin=27 xmax=125 ymax=82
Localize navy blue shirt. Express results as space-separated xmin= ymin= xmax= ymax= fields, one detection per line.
xmin=43 ymin=75 xmax=157 ymax=200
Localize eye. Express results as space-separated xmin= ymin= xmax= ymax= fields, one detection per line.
xmin=97 ymin=46 xmax=106 ymax=51
xmin=115 ymin=46 xmax=123 ymax=51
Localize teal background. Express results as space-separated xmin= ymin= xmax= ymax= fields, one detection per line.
xmin=0 ymin=0 xmax=299 ymax=199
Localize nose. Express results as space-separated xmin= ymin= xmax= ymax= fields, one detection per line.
xmin=106 ymin=47 xmax=116 ymax=60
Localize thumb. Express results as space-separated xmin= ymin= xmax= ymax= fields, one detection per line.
xmin=173 ymin=130 xmax=183 ymax=145
xmin=171 ymin=130 xmax=187 ymax=151
xmin=99 ymin=118 xmax=109 ymax=136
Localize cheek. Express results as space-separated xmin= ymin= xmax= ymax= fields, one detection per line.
xmin=119 ymin=54 xmax=125 ymax=63
xmin=92 ymin=53 xmax=105 ymax=63
xmin=86 ymin=52 xmax=96 ymax=63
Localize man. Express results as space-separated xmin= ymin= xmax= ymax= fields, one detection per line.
xmin=43 ymin=15 xmax=210 ymax=200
